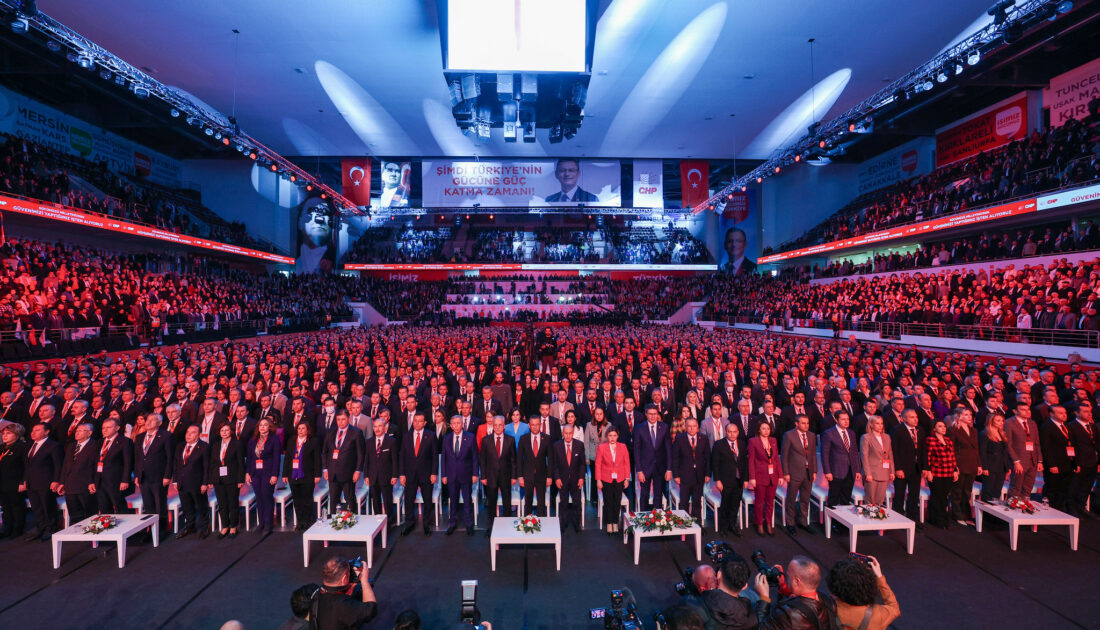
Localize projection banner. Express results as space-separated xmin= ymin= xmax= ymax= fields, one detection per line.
xmin=421 ymin=159 xmax=621 ymax=207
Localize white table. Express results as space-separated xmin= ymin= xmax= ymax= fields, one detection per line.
xmin=825 ymin=506 xmax=915 ymax=555
xmin=490 ymin=516 xmax=562 ymax=571
xmin=974 ymin=500 xmax=1078 ymax=551
xmin=52 ymin=514 xmax=160 ymax=569
xmin=622 ymin=510 xmax=702 ymax=566
xmin=302 ymin=515 xmax=388 ymax=568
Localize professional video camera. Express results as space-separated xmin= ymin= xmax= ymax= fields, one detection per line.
xmin=590 ymin=588 xmax=645 ymax=629
xmin=751 ymin=550 xmax=791 ymax=596
xmin=674 ymin=541 xmax=736 ymax=596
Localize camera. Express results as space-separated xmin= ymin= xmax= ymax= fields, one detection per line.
xmin=674 ymin=541 xmax=736 ymax=596
xmin=751 ymin=550 xmax=791 ymax=597
xmin=590 ymin=589 xmax=644 ymax=629
xmin=461 ymin=579 xmax=480 ymax=625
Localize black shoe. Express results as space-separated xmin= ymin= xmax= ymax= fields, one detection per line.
xmin=483 ymin=528 xmax=491 ymax=537
xmin=424 ymin=526 xmax=432 ymax=537
xmin=446 ymin=524 xmax=457 ymax=535
xmin=402 ymin=523 xmax=415 ymax=536
xmin=198 ymin=527 xmax=210 ymax=540
xmin=175 ymin=528 xmax=193 ymax=540
xmin=786 ymin=526 xmax=797 ymax=536
xmin=229 ymin=530 xmax=238 ymax=538
xmin=798 ymin=522 xmax=815 ymax=534
xmin=466 ymin=527 xmax=474 ymax=536
xmin=24 ymin=530 xmax=42 ymax=543
xmin=217 ymin=530 xmax=228 ymax=540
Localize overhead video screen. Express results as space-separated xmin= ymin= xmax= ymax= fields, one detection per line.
xmin=446 ymin=0 xmax=588 ymax=73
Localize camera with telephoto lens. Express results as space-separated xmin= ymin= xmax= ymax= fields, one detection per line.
xmin=751 ymin=550 xmax=790 ymax=596
xmin=590 ymin=589 xmax=644 ymax=629
xmin=674 ymin=541 xmax=736 ymax=595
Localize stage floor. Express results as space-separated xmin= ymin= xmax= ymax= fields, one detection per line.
xmin=0 ymin=504 xmax=1097 ymax=629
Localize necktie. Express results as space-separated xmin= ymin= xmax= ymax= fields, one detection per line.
xmin=800 ymin=432 xmax=808 ymax=452
xmin=101 ymin=439 xmax=111 ymax=459
xmin=910 ymin=427 xmax=918 ymax=445
xmin=690 ymin=436 xmax=696 ymax=452
xmin=454 ymin=435 xmax=460 ymax=454
xmin=184 ymin=444 xmax=193 ymax=463
xmin=237 ymin=420 xmax=245 ymax=438
xmin=29 ymin=442 xmax=38 ymax=459
xmin=414 ymin=431 xmax=421 ymax=456
xmin=1085 ymin=424 xmax=1094 ymax=439
xmin=377 ymin=438 xmax=382 ymax=455
xmin=841 ymin=429 xmax=850 ymax=451
xmin=74 ymin=442 xmax=83 ymax=458
xmin=565 ymin=442 xmax=571 ymax=465
xmin=651 ymin=424 xmax=657 ymax=445
xmin=533 ymin=435 xmax=539 ymax=455
xmin=1059 ymin=423 xmax=1068 ymax=440
xmin=496 ymin=435 xmax=502 ymax=458
xmin=336 ymin=430 xmax=345 ymax=450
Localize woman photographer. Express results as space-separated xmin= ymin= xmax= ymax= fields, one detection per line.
xmin=827 ymin=555 xmax=900 ymax=630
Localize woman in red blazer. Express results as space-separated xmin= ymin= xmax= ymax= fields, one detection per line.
xmin=595 ymin=426 xmax=631 ymax=534
xmin=748 ymin=422 xmax=785 ymax=536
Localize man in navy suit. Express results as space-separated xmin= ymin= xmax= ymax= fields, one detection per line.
xmin=59 ymin=422 xmax=98 ymax=524
xmin=544 ymin=158 xmax=598 ymax=203
xmin=399 ymin=413 xmax=438 ymax=536
xmin=442 ymin=415 xmax=479 ymax=536
xmin=518 ymin=416 xmax=550 ymax=516
xmin=364 ymin=418 xmax=399 ymax=525
xmin=134 ymin=414 xmax=174 ymax=532
xmin=553 ymin=424 xmax=586 ymax=533
xmin=93 ymin=418 xmax=133 ymax=514
xmin=172 ymin=425 xmax=210 ymax=539
xmin=22 ymin=423 xmax=62 ymax=540
xmin=323 ymin=411 xmax=364 ymax=514
xmin=822 ymin=411 xmax=862 ymax=507
xmin=613 ymin=398 xmax=643 ymax=452
xmin=480 ymin=415 xmax=516 ymax=536
xmin=672 ymin=418 xmax=711 ymax=521
xmin=634 ymin=405 xmax=672 ymax=510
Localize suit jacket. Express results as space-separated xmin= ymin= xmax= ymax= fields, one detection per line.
xmin=822 ymin=427 xmax=862 ymax=478
xmin=323 ymin=426 xmax=364 ymax=482
xmin=284 ymin=436 xmax=323 ymax=481
xmin=362 ymin=433 xmax=398 ymax=484
xmin=749 ymin=414 xmax=780 ymax=440
xmin=255 ymin=406 xmax=282 ymax=427
xmin=441 ymin=430 xmax=479 ymax=482
xmin=729 ymin=414 xmax=754 ymax=442
xmin=209 ymin=436 xmax=246 ymax=484
xmin=890 ymin=423 xmax=927 ymax=474
xmin=230 ymin=417 xmax=258 ymax=444
xmin=747 ymin=436 xmax=781 ymax=485
xmin=594 ymin=441 xmax=630 ymax=483
xmin=94 ymin=435 xmax=133 ymax=490
xmin=633 ymin=421 xmax=671 ymax=477
xmin=1005 ymin=416 xmax=1042 ymax=468
xmin=700 ymin=416 xmax=729 ymax=446
xmin=134 ymin=429 xmax=174 ymax=485
xmin=517 ymin=432 xmax=551 ymax=484
xmin=781 ymin=429 xmax=817 ymax=479
xmin=860 ymin=432 xmax=895 ymax=482
xmin=1039 ymin=420 xmax=1073 ymax=473
xmin=671 ymin=433 xmax=710 ymax=484
xmin=1067 ymin=421 xmax=1099 ymax=471
xmin=61 ymin=439 xmax=100 ymax=491
xmin=24 ymin=438 xmax=62 ymax=490
xmin=613 ymin=410 xmax=643 ymax=451
xmin=479 ymin=432 xmax=516 ymax=484
xmin=0 ymin=440 xmax=27 ymax=492
xmin=173 ymin=441 xmax=209 ymax=490
xmin=399 ymin=429 xmax=438 ymax=483
xmin=287 ymin=410 xmax=318 ymax=435
xmin=950 ymin=424 xmax=980 ymax=474
xmin=552 ymin=439 xmax=585 ymax=485
xmin=545 ymin=187 xmax=598 ymax=203
xmin=246 ymin=434 xmax=282 ymax=481
xmin=711 ymin=437 xmax=747 ymax=484
xmin=163 ymin=416 xmax=191 ymax=444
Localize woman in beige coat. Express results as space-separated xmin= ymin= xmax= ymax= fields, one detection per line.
xmin=860 ymin=415 xmax=894 ymax=506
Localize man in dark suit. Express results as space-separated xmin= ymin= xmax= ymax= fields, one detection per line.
xmin=323 ymin=411 xmax=364 ymax=514
xmin=0 ymin=392 xmax=30 ymax=434
xmin=711 ymin=423 xmax=747 ymax=535
xmin=399 ymin=413 xmax=437 ymax=536
xmin=1006 ymin=402 xmax=1042 ymax=500
xmin=59 ymin=423 xmax=99 ymax=524
xmin=781 ymin=415 xmax=818 ymax=534
xmin=172 ymin=425 xmax=210 ymax=538
xmin=779 ymin=392 xmax=809 ymax=436
xmin=730 ymin=400 xmax=754 ymax=443
xmin=58 ymin=400 xmax=91 ymax=447
xmin=255 ymin=394 xmax=282 ymax=428
xmin=1067 ymin=403 xmax=1098 ymax=517
xmin=553 ymin=424 xmax=586 ymax=533
xmin=94 ymin=418 xmax=133 ymax=514
xmin=614 ymin=398 xmax=644 ymax=453
xmin=822 ymin=412 xmax=862 ymax=508
xmin=544 ymin=158 xmax=598 ymax=203
xmin=363 ymin=418 xmax=398 ymax=524
xmin=230 ymin=405 xmax=257 ymax=445
xmin=163 ymin=404 xmax=190 ymax=444
xmin=134 ymin=414 xmax=173 ymax=531
xmin=1039 ymin=405 xmax=1073 ymax=513
xmin=672 ymin=418 xmax=710 ymax=521
xmin=634 ymin=405 xmax=672 ymax=511
xmin=442 ymin=416 xmax=479 ymax=536
xmin=749 ymin=402 xmax=780 ymax=440
xmin=891 ymin=409 xmax=926 ymax=523
xmin=480 ymin=416 xmax=516 ymax=535
xmin=518 ymin=416 xmax=551 ymax=517
xmin=22 ymin=423 xmax=62 ymax=540
xmin=476 ymin=386 xmax=503 ymax=424
xmin=287 ymin=397 xmax=317 ymax=437
xmin=881 ymin=397 xmax=906 ymax=434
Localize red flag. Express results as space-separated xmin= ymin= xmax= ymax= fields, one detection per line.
xmin=722 ymin=191 xmax=749 ymax=223
xmin=341 ymin=158 xmax=372 ymax=207
xmin=679 ymin=160 xmax=709 ymax=208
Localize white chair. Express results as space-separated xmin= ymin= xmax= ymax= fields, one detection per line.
xmin=556 ymin=485 xmax=586 ymax=530
xmin=58 ymin=496 xmax=69 ymax=528
xmin=703 ymin=481 xmax=722 ymax=532
xmin=274 ymin=483 xmax=293 ymax=527
xmin=668 ymin=479 xmax=681 ymax=510
xmin=596 ymin=484 xmax=631 ymax=530
xmin=355 ymin=478 xmax=370 ymax=514
xmin=209 ymin=485 xmax=257 ymax=530
xmin=313 ymin=479 xmax=330 ymax=520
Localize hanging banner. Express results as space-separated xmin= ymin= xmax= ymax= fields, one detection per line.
xmin=1043 ymin=57 xmax=1100 ymax=127
xmin=372 ymin=160 xmax=413 ymax=209
xmin=679 ymin=160 xmax=710 ymax=208
xmin=935 ymin=94 xmax=1028 ymax=167
xmin=341 ymin=158 xmax=372 ymax=208
xmin=856 ymin=137 xmax=934 ymax=194
xmin=632 ymin=159 xmax=664 ymax=208
xmin=421 ymin=159 xmax=621 ymax=207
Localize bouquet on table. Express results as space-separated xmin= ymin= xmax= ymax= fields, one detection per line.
xmin=629 ymin=509 xmax=695 ymax=533
xmin=1005 ymin=497 xmax=1037 ymax=514
xmin=328 ymin=509 xmax=359 ymax=530
xmin=514 ymin=514 xmax=541 ymax=534
xmin=853 ymin=504 xmax=889 ymax=520
xmin=83 ymin=515 xmax=118 ymax=534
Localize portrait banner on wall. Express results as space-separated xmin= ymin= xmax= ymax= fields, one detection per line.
xmin=421 ymin=158 xmax=621 ymax=207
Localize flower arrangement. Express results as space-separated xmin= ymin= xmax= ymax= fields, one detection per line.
xmin=1005 ymin=497 xmax=1037 ymax=514
xmin=853 ymin=504 xmax=889 ymax=520
xmin=83 ymin=515 xmax=118 ymax=534
xmin=629 ymin=509 xmax=695 ymax=533
xmin=514 ymin=514 xmax=541 ymax=534
xmin=328 ymin=509 xmax=359 ymax=530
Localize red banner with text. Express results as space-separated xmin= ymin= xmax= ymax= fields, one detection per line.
xmin=935 ymin=96 xmax=1028 ymax=167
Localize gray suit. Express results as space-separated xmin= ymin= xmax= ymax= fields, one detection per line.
xmin=1006 ymin=416 xmax=1042 ymax=499
xmin=860 ymin=432 xmax=894 ymax=506
xmin=780 ymin=429 xmax=817 ymax=526
xmin=701 ymin=416 xmax=729 ymax=446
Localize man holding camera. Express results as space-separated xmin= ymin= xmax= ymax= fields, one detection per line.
xmin=310 ymin=555 xmax=378 ymax=630
xmin=752 ymin=556 xmax=837 ymax=629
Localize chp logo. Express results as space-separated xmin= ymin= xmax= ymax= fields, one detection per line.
xmin=995 ymin=106 xmax=1022 ymax=138
xmin=900 ymin=150 xmax=918 ymax=175
xmin=721 ymin=192 xmax=749 ymax=223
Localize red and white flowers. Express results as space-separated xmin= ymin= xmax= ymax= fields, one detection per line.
xmin=628 ymin=509 xmax=694 ymax=533
xmin=854 ymin=504 xmax=889 ymax=520
xmin=83 ymin=515 xmax=118 ymax=534
xmin=1005 ymin=497 xmax=1037 ymax=514
xmin=514 ymin=514 xmax=541 ymax=533
xmin=328 ymin=509 xmax=359 ymax=530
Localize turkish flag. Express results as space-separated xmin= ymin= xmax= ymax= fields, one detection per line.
xmin=679 ymin=160 xmax=709 ymax=208
xmin=341 ymin=158 xmax=372 ymax=207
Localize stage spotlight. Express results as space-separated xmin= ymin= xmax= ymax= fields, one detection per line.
xmin=489 ymin=214 xmax=494 ymax=220
xmin=221 ymin=137 xmax=230 ymax=146
xmin=1057 ymin=1 xmax=1073 ymax=13
xmin=99 ymin=69 xmax=111 ymax=81
xmin=987 ymin=0 xmax=1013 ymax=25
xmin=320 ymin=193 xmax=326 ymax=199
xmin=46 ymin=39 xmax=61 ymax=52
xmin=936 ymin=69 xmax=948 ymax=83
xmin=214 ymin=131 xmax=222 ymax=140
xmin=756 ymin=176 xmax=763 ymax=183
xmin=967 ymin=50 xmax=981 ymax=66
xmin=186 ymin=116 xmax=200 ymax=126
xmin=204 ymin=127 xmax=214 ymax=136
xmin=922 ymin=79 xmax=934 ymax=92
xmin=76 ymin=54 xmax=94 ymax=70
xmin=306 ymin=184 xmax=314 ymax=191
xmin=741 ymin=186 xmax=747 ymax=192
xmin=819 ymin=140 xmax=826 ymax=148
xmin=954 ymin=62 xmax=964 ymax=76
xmin=1001 ymin=24 xmax=1022 ymax=44
xmin=270 ymin=163 xmax=278 ymax=172
xmin=10 ymin=15 xmax=28 ymax=34
xmin=774 ymin=166 xmax=781 ymax=174
xmin=848 ymin=122 xmax=856 ymax=132
xmin=170 ymin=108 xmax=181 ymax=118
xmin=289 ymin=174 xmax=296 ymax=182
xmin=248 ymin=151 xmax=257 ymax=160
xmin=132 ymin=86 xmax=150 ymax=99
xmin=794 ymin=154 xmax=801 ymax=162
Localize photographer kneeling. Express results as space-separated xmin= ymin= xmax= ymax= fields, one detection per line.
xmin=826 ymin=556 xmax=899 ymax=630
xmin=311 ymin=555 xmax=379 ymax=630
xmin=752 ymin=556 xmax=836 ymax=629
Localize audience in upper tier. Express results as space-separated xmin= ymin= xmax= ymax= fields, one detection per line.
xmin=764 ymin=116 xmax=1100 ymax=257
xmin=0 ymin=133 xmax=282 ymax=254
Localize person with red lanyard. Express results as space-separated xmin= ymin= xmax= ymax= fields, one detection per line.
xmin=246 ymin=418 xmax=282 ymax=533
xmin=208 ymin=423 xmax=245 ymax=538
xmin=284 ymin=419 xmax=322 ymax=532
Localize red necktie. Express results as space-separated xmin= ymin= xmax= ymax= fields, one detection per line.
xmin=533 ymin=435 xmax=539 ymax=455
xmin=565 ymin=443 xmax=571 ymax=466
xmin=414 ymin=432 xmax=421 ymax=456
xmin=496 ymin=435 xmax=502 ymax=458
xmin=184 ymin=444 xmax=193 ymax=463
xmin=801 ymin=432 xmax=808 ymax=452
xmin=841 ymin=430 xmax=850 ymax=451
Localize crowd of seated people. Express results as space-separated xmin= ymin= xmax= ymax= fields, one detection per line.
xmin=703 ymin=257 xmax=1100 ymax=335
xmin=0 ymin=236 xmax=353 ymax=344
xmin=0 ymin=133 xmax=282 ymax=253
xmin=1 ymin=324 xmax=1095 ymax=548
xmin=812 ymin=219 xmax=1100 ymax=278
xmin=764 ymin=114 xmax=1100 ymax=256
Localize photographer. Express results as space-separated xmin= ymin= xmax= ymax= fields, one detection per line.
xmin=702 ymin=556 xmax=757 ymax=630
xmin=311 ymin=555 xmax=378 ymax=630
xmin=666 ymin=564 xmax=718 ymax=626
xmin=752 ymin=556 xmax=836 ymax=630
xmin=826 ymin=556 xmax=899 ymax=630
xmin=279 ymin=584 xmax=320 ymax=630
